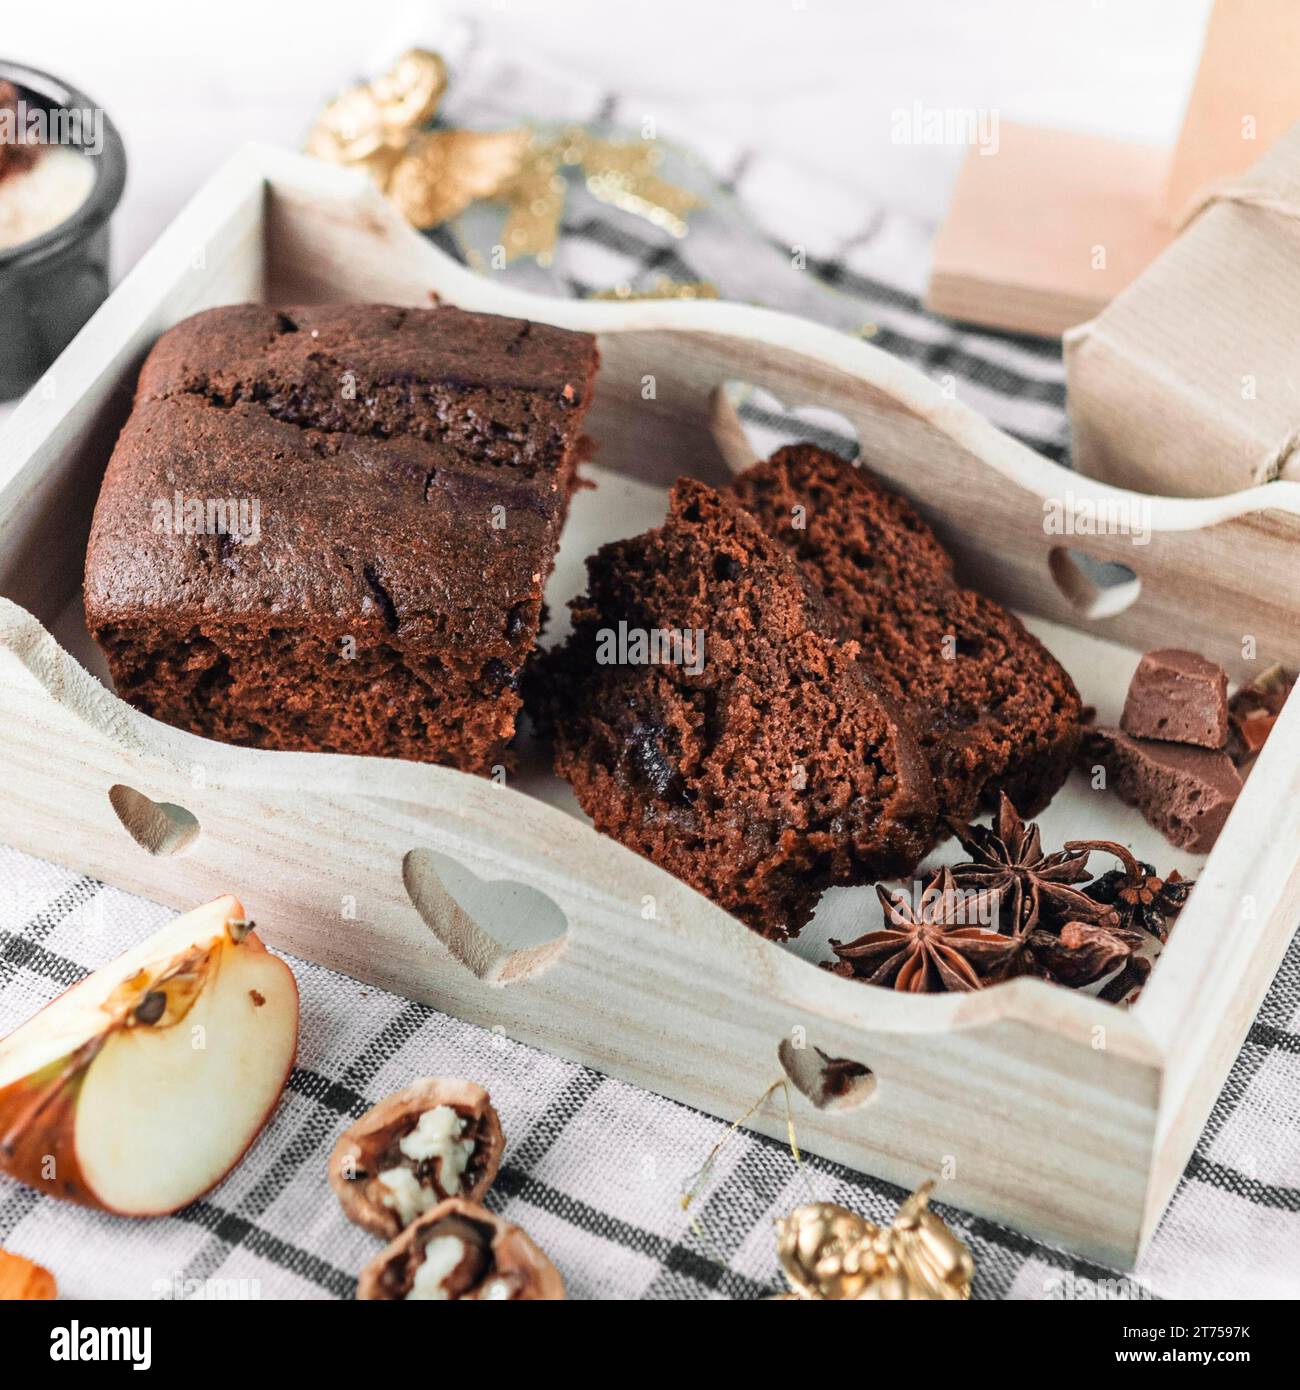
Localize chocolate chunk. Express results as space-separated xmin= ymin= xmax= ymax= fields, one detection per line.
xmin=1081 ymin=727 xmax=1242 ymax=854
xmin=1120 ymin=648 xmax=1228 ymax=749
xmin=628 ymin=721 xmax=686 ymax=802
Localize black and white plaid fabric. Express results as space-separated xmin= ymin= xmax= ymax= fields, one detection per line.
xmin=2 ymin=28 xmax=1297 ymax=1300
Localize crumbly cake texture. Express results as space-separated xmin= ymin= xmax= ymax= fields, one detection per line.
xmin=84 ymin=304 xmax=598 ymax=772
xmin=535 ymin=479 xmax=937 ymax=939
xmin=729 ymin=444 xmax=1083 ymax=823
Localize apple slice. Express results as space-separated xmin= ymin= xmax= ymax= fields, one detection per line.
xmin=0 ymin=895 xmax=298 ymax=1215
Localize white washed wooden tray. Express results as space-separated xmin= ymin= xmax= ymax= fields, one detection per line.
xmin=2 ymin=144 xmax=1299 ymax=1268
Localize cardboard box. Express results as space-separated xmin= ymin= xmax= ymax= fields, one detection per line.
xmin=1162 ymin=0 xmax=1300 ymax=224
xmin=925 ymin=123 xmax=1170 ymax=338
xmin=1065 ymin=123 xmax=1300 ymax=497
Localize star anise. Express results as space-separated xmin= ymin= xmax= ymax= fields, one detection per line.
xmin=1045 ymin=915 xmax=1143 ymax=987
xmin=946 ymin=795 xmax=1158 ymax=988
xmin=948 ymin=793 xmax=1106 ymax=933
xmin=1067 ymin=840 xmax=1193 ymax=944
xmin=974 ymin=881 xmax=1139 ymax=988
xmin=825 ymin=867 xmax=1008 ymax=993
xmin=1098 ymin=954 xmax=1153 ymax=1006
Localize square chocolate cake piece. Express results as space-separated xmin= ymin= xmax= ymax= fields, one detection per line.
xmin=534 ymin=479 xmax=936 ymax=939
xmin=729 ymin=444 xmax=1082 ymax=823
xmin=84 ymin=304 xmax=598 ymax=772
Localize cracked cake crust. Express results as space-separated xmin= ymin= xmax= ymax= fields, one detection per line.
xmin=84 ymin=304 xmax=598 ymax=771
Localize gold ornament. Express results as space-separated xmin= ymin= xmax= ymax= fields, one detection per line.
xmin=371 ymin=48 xmax=447 ymax=134
xmin=677 ymin=1078 xmax=975 ymax=1301
xmin=305 ymin=52 xmax=703 ymax=265
xmin=305 ymin=83 xmax=391 ymax=165
xmin=497 ymin=136 xmax=569 ymax=265
xmin=775 ymin=1182 xmax=974 ymax=1301
xmin=589 ymin=277 xmax=719 ymax=301
xmin=776 ymin=1202 xmax=878 ymax=1300
xmin=389 ymin=128 xmax=530 ymax=229
xmin=306 ymin=49 xmax=446 ymax=166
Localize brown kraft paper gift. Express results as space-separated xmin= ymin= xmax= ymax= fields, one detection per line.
xmin=1065 ymin=122 xmax=1300 ymax=499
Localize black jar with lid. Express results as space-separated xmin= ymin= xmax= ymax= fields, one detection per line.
xmin=0 ymin=61 xmax=126 ymax=401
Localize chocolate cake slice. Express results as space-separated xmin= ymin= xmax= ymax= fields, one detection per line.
xmin=536 ymin=479 xmax=936 ymax=939
xmin=730 ymin=444 xmax=1082 ymax=822
xmin=85 ymin=304 xmax=598 ymax=773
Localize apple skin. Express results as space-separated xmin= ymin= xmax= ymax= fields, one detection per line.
xmin=0 ymin=1047 xmax=92 ymax=1205
xmin=0 ymin=896 xmax=299 ymax=1215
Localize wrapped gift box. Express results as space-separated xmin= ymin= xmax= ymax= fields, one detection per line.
xmin=1065 ymin=123 xmax=1300 ymax=498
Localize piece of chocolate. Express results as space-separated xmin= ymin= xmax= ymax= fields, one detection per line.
xmin=1080 ymin=727 xmax=1242 ymax=854
xmin=1120 ymin=648 xmax=1228 ymax=749
xmin=1227 ymin=664 xmax=1294 ymax=767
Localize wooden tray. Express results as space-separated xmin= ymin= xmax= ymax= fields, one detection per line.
xmin=2 ymin=144 xmax=1299 ymax=1268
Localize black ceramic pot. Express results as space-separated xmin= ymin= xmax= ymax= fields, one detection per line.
xmin=0 ymin=61 xmax=126 ymax=401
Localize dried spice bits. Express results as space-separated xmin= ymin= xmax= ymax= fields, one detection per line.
xmin=1228 ymin=664 xmax=1294 ymax=766
xmin=1075 ymin=840 xmax=1191 ymax=944
xmin=827 ymin=794 xmax=1192 ymax=1000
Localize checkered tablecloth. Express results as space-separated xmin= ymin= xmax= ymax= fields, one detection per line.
xmin=2 ymin=28 xmax=1298 ymax=1301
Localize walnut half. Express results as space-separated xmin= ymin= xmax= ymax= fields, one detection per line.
xmin=357 ymin=1198 xmax=564 ymax=1301
xmin=329 ymin=1078 xmax=504 ymax=1240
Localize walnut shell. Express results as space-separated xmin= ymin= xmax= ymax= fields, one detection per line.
xmin=357 ymin=1198 xmax=565 ymax=1301
xmin=329 ymin=1078 xmax=504 ymax=1240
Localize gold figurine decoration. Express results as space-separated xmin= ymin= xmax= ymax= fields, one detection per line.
xmin=306 ymin=49 xmax=703 ymax=266
xmin=775 ymin=1183 xmax=974 ymax=1301
xmin=680 ymin=1079 xmax=975 ymax=1300
xmin=305 ymin=49 xmax=448 ymax=180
